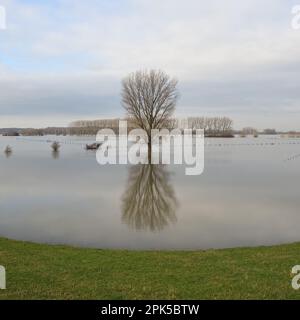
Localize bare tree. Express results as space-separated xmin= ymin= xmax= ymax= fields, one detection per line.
xmin=122 ymin=70 xmax=179 ymax=157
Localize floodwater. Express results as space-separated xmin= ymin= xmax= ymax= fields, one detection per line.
xmin=0 ymin=135 xmax=299 ymax=250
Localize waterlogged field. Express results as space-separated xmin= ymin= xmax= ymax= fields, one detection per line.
xmin=0 ymin=135 xmax=299 ymax=250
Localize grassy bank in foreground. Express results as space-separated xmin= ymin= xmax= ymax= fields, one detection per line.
xmin=0 ymin=237 xmax=299 ymax=300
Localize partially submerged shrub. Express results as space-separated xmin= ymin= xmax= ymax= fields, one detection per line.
xmin=4 ymin=145 xmax=12 ymax=154
xmin=51 ymin=142 xmax=60 ymax=152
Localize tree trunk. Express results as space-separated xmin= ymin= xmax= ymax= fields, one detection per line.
xmin=148 ymin=134 xmax=152 ymax=164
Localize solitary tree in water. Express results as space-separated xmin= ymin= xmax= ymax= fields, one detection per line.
xmin=121 ymin=70 xmax=179 ymax=160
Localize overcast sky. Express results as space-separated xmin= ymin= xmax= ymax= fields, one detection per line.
xmin=0 ymin=0 xmax=299 ymax=130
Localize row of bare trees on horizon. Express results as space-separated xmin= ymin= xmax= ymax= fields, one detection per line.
xmin=19 ymin=116 xmax=234 ymax=137
xmin=68 ymin=116 xmax=234 ymax=136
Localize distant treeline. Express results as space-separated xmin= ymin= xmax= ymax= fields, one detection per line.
xmin=69 ymin=117 xmax=234 ymax=137
xmin=1 ymin=119 xmax=289 ymax=137
xmin=187 ymin=117 xmax=233 ymax=137
xmin=20 ymin=127 xmax=100 ymax=136
xmin=14 ymin=117 xmax=235 ymax=137
xmin=14 ymin=117 xmax=290 ymax=137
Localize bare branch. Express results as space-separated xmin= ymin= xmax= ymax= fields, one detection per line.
xmin=121 ymin=69 xmax=179 ymax=137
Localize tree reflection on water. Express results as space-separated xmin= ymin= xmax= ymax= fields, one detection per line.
xmin=122 ymin=165 xmax=178 ymax=232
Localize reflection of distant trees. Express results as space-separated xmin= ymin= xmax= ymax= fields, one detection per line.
xmin=122 ymin=165 xmax=177 ymax=232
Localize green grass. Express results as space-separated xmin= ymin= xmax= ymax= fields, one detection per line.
xmin=0 ymin=237 xmax=300 ymax=299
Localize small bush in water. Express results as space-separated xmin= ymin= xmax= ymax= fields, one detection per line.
xmin=4 ymin=145 xmax=12 ymax=154
xmin=51 ymin=142 xmax=60 ymax=152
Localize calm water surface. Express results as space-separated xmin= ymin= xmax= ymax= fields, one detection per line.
xmin=0 ymin=135 xmax=299 ymax=249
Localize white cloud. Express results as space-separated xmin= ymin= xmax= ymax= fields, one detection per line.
xmin=0 ymin=0 xmax=299 ymax=130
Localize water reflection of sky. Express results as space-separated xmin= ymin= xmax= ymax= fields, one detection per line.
xmin=0 ymin=135 xmax=300 ymax=250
